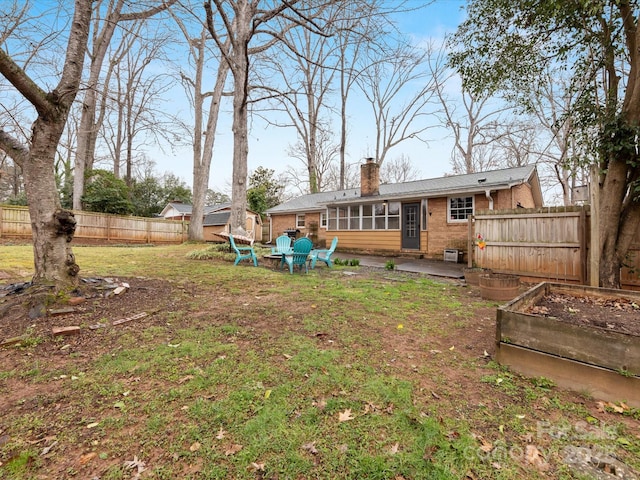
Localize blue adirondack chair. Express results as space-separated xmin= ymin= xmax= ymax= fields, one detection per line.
xmin=229 ymin=234 xmax=258 ymax=266
xmin=271 ymin=234 xmax=293 ymax=255
xmin=309 ymin=236 xmax=338 ymax=269
xmin=281 ymin=237 xmax=313 ymax=274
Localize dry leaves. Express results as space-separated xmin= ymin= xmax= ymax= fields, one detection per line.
xmin=302 ymin=441 xmax=318 ymax=454
xmin=596 ymin=400 xmax=631 ymax=414
xmin=215 ymin=427 xmax=227 ymax=440
xmin=178 ymin=375 xmax=194 ymax=384
xmin=312 ymin=398 xmax=327 ymax=410
xmin=524 ymin=445 xmax=549 ymax=471
xmin=123 ymin=456 xmax=146 ymax=478
xmin=78 ymin=452 xmax=97 ymax=465
xmin=248 ymin=461 xmax=265 ymax=471
xmin=225 ymin=444 xmax=243 ymax=456
xmin=338 ymin=409 xmax=354 ymax=422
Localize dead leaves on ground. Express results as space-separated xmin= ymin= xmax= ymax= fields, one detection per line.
xmin=338 ymin=409 xmax=354 ymax=422
xmin=596 ymin=400 xmax=631 ymax=414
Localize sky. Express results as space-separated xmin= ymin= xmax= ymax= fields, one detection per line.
xmin=1 ymin=1 xmax=468 ymax=197
xmin=149 ymin=0 xmax=469 ymax=195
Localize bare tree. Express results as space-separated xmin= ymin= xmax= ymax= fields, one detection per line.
xmin=172 ymin=6 xmax=230 ymax=241
xmin=380 ymin=154 xmax=420 ymax=184
xmin=204 ymin=0 xmax=331 ymax=236
xmin=428 ymin=44 xmax=516 ymax=174
xmin=0 ymin=0 xmax=92 ymax=287
xmin=261 ymin=11 xmax=339 ymax=194
xmin=102 ymin=21 xmax=176 ymax=187
xmin=286 ymin=126 xmax=341 ymax=192
xmin=356 ymin=40 xmax=439 ymax=169
xmin=526 ymin=70 xmax=590 ymax=206
xmin=72 ymin=0 xmax=177 ymax=210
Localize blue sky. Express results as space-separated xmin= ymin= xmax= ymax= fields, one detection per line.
xmin=2 ymin=1 xmax=468 ymax=196
xmin=152 ymin=0 xmax=469 ymax=194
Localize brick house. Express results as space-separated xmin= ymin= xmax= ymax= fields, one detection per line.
xmin=265 ymin=161 xmax=543 ymax=259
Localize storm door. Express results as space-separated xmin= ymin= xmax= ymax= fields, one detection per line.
xmin=401 ymin=203 xmax=420 ymax=250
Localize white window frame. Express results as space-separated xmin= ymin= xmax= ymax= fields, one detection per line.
xmin=448 ymin=196 xmax=474 ymax=223
xmin=296 ymin=213 xmax=305 ymax=228
xmin=320 ymin=212 xmax=327 ymax=228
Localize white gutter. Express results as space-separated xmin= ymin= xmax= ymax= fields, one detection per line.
xmin=485 ymin=189 xmax=494 ymax=210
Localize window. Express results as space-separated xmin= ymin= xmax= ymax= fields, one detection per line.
xmin=326 ymin=202 xmax=402 ymax=230
xmin=296 ymin=214 xmax=305 ymax=228
xmin=320 ymin=212 xmax=327 ymax=228
xmin=387 ymin=202 xmax=400 ymax=230
xmin=338 ymin=207 xmax=348 ymax=230
xmin=374 ymin=203 xmax=386 ymax=229
xmin=449 ymin=196 xmax=473 ymax=222
xmin=328 ymin=208 xmax=337 ymax=230
xmin=421 ymin=199 xmax=428 ymax=230
xmin=362 ymin=204 xmax=373 ymax=230
xmin=349 ymin=205 xmax=360 ymax=230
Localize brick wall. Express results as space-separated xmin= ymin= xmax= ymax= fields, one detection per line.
xmin=268 ymin=212 xmax=327 ymax=246
xmin=360 ymin=159 xmax=380 ymax=197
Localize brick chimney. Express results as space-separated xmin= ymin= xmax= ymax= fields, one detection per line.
xmin=360 ymin=157 xmax=380 ymax=197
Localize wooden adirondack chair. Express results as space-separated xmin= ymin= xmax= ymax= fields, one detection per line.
xmin=229 ymin=234 xmax=258 ymax=266
xmin=281 ymin=237 xmax=312 ymax=274
xmin=271 ymin=235 xmax=293 ymax=255
xmin=309 ymin=236 xmax=338 ymax=269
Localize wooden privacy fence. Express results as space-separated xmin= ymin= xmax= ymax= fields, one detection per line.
xmin=0 ymin=205 xmax=187 ymax=244
xmin=471 ymin=206 xmax=640 ymax=290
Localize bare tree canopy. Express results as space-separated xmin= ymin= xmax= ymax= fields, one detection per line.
xmin=449 ymin=0 xmax=640 ymax=288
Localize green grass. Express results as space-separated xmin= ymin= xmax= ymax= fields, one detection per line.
xmin=0 ymin=243 xmax=638 ymax=479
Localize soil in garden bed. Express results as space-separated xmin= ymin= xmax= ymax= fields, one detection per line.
xmin=525 ymin=292 xmax=640 ymax=336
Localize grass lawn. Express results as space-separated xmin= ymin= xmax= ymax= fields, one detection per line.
xmin=0 ymin=243 xmax=638 ymax=479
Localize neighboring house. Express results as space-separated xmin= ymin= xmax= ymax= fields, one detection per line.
xmin=160 ymin=201 xmax=262 ymax=242
xmin=265 ymin=160 xmax=543 ymax=259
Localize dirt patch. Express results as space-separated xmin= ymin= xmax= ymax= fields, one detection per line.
xmin=1 ymin=271 xmax=639 ymax=479
xmin=0 ymin=277 xmax=182 ymax=349
xmin=525 ymin=292 xmax=640 ymax=336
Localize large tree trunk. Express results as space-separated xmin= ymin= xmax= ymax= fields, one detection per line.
xmin=230 ymin=47 xmax=249 ymax=235
xmin=17 ymin=0 xmax=93 ymax=288
xmin=189 ymin=36 xmax=229 ymax=241
xmin=24 ymin=121 xmax=80 ymax=286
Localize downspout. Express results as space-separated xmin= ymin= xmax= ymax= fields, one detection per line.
xmin=266 ymin=213 xmax=272 ymax=243
xmin=485 ymin=190 xmax=494 ymax=210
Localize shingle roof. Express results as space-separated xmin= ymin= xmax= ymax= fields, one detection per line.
xmin=203 ymin=211 xmax=231 ymax=226
xmin=164 ymin=202 xmax=231 ymax=216
xmin=266 ymin=165 xmax=537 ymax=214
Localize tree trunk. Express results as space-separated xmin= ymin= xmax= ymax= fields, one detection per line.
xmin=26 ymin=130 xmax=80 ymax=288
xmin=189 ymin=54 xmax=229 ymax=241
xmin=230 ymin=47 xmax=249 ymax=234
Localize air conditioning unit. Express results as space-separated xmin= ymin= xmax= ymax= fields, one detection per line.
xmin=444 ymin=249 xmax=463 ymax=263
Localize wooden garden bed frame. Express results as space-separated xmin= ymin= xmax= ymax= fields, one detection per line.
xmin=496 ymin=282 xmax=640 ymax=407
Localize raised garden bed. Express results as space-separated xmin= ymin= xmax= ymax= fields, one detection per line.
xmin=496 ymin=282 xmax=640 ymax=407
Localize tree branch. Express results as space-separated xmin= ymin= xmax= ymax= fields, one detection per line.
xmin=0 ymin=49 xmax=55 ymax=119
xmin=0 ymin=129 xmax=29 ymax=167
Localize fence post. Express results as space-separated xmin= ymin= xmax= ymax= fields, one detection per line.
xmin=579 ymin=207 xmax=587 ymax=285
xmin=589 ymin=165 xmax=600 ymax=287
xmin=0 ymin=205 xmax=3 ymax=238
